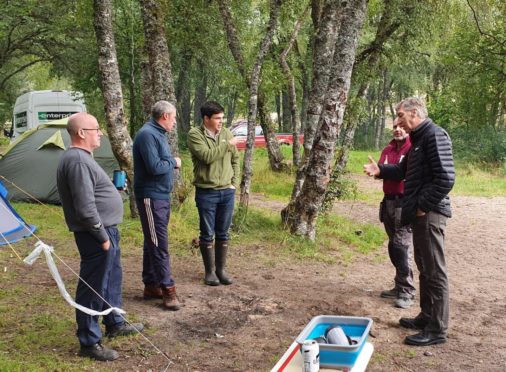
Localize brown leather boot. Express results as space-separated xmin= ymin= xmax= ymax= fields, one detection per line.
xmin=215 ymin=240 xmax=232 ymax=285
xmin=143 ymin=283 xmax=163 ymax=300
xmin=162 ymin=286 xmax=181 ymax=311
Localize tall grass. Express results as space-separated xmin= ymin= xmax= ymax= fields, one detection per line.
xmin=250 ymin=147 xmax=295 ymax=201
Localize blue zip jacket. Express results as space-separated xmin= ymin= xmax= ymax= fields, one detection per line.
xmin=133 ymin=119 xmax=176 ymax=199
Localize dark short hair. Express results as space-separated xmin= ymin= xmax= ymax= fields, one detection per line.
xmin=200 ymin=101 xmax=224 ymax=119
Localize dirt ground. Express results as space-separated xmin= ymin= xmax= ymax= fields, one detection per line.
xmin=7 ymin=175 xmax=506 ymax=371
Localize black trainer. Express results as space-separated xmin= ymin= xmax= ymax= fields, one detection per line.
xmin=105 ymin=322 xmax=144 ymax=338
xmin=399 ymin=315 xmax=428 ymax=330
xmin=79 ymin=342 xmax=119 ymax=361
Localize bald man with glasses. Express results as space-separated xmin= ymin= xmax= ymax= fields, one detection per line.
xmin=57 ymin=112 xmax=143 ymax=361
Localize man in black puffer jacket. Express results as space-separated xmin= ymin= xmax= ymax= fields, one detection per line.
xmin=364 ymin=97 xmax=455 ymax=346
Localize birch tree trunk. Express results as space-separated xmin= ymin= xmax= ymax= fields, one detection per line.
xmin=217 ymin=0 xmax=283 ymax=209
xmin=93 ymin=0 xmax=137 ymax=217
xmin=279 ymin=5 xmax=309 ymax=168
xmin=239 ymin=0 xmax=283 ymax=208
xmin=317 ymin=0 xmax=407 ymax=211
xmin=258 ymin=90 xmax=288 ymax=172
xmin=286 ymin=0 xmax=342 ymax=204
xmin=282 ymin=0 xmax=368 ymax=240
xmin=217 ymin=0 xmax=286 ymax=174
xmin=139 ymin=0 xmax=185 ymax=204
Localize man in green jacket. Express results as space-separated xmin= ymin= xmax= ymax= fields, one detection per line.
xmin=187 ymin=101 xmax=240 ymax=286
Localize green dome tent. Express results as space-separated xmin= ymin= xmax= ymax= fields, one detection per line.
xmin=0 ymin=118 xmax=120 ymax=204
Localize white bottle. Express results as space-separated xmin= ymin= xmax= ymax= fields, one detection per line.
xmin=301 ymin=340 xmax=319 ymax=372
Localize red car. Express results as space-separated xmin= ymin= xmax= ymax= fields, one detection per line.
xmin=230 ymin=123 xmax=303 ymax=150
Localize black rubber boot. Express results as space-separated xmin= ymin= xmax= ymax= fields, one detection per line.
xmin=215 ymin=240 xmax=232 ymax=285
xmin=199 ymin=241 xmax=220 ymax=286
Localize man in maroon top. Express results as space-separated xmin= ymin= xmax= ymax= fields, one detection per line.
xmin=378 ymin=118 xmax=415 ymax=308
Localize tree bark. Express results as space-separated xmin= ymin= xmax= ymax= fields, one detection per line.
xmin=93 ymin=0 xmax=137 ymax=217
xmin=285 ymin=0 xmax=342 ymax=203
xmin=140 ymin=52 xmax=153 ymax=121
xmin=279 ymin=5 xmax=309 ymax=168
xmin=258 ymin=90 xmax=288 ymax=172
xmin=323 ymin=0 xmax=406 ymax=181
xmin=295 ymin=39 xmax=311 ymax=135
xmin=282 ymin=0 xmax=368 ymax=240
xmin=238 ymin=0 xmax=283 ymax=208
xmin=217 ymin=0 xmax=285 ymax=211
xmin=139 ymin=0 xmax=185 ymax=204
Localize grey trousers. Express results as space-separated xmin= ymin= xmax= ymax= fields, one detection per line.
xmin=412 ymin=211 xmax=449 ymax=337
xmin=382 ymin=199 xmax=415 ymax=298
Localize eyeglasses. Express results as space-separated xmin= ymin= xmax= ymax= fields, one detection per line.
xmin=81 ymin=128 xmax=101 ymax=133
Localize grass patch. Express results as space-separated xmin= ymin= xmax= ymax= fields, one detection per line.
xmin=232 ymin=206 xmax=385 ymax=263
xmin=347 ymin=150 xmax=506 ymax=198
xmin=250 ymin=147 xmax=296 ymax=201
xmin=346 ymin=150 xmax=381 ymax=174
xmin=452 ymin=161 xmax=506 ymax=196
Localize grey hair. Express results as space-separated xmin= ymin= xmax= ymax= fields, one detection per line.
xmin=395 ymin=97 xmax=428 ymax=119
xmin=152 ymin=100 xmax=176 ymax=120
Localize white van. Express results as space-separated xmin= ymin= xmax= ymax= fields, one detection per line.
xmin=8 ymin=90 xmax=86 ymax=141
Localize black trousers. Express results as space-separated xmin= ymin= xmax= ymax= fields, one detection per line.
xmin=412 ymin=211 xmax=449 ymax=337
xmin=74 ymin=227 xmax=124 ymax=346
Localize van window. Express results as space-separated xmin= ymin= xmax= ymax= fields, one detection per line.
xmin=15 ymin=112 xmax=28 ymax=129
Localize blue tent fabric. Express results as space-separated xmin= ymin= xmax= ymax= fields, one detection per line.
xmin=0 ymin=180 xmax=36 ymax=245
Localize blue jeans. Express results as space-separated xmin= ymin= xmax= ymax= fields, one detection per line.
xmin=195 ymin=188 xmax=235 ymax=243
xmin=74 ymin=227 xmax=124 ymax=346
xmin=136 ymin=198 xmax=175 ymax=288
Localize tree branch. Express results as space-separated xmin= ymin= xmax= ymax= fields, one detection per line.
xmin=466 ymin=0 xmax=506 ymax=47
xmin=0 ymin=59 xmax=46 ymax=90
xmin=216 ymin=0 xmax=248 ymax=81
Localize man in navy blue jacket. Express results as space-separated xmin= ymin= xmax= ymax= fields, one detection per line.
xmin=133 ymin=101 xmax=182 ymax=311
